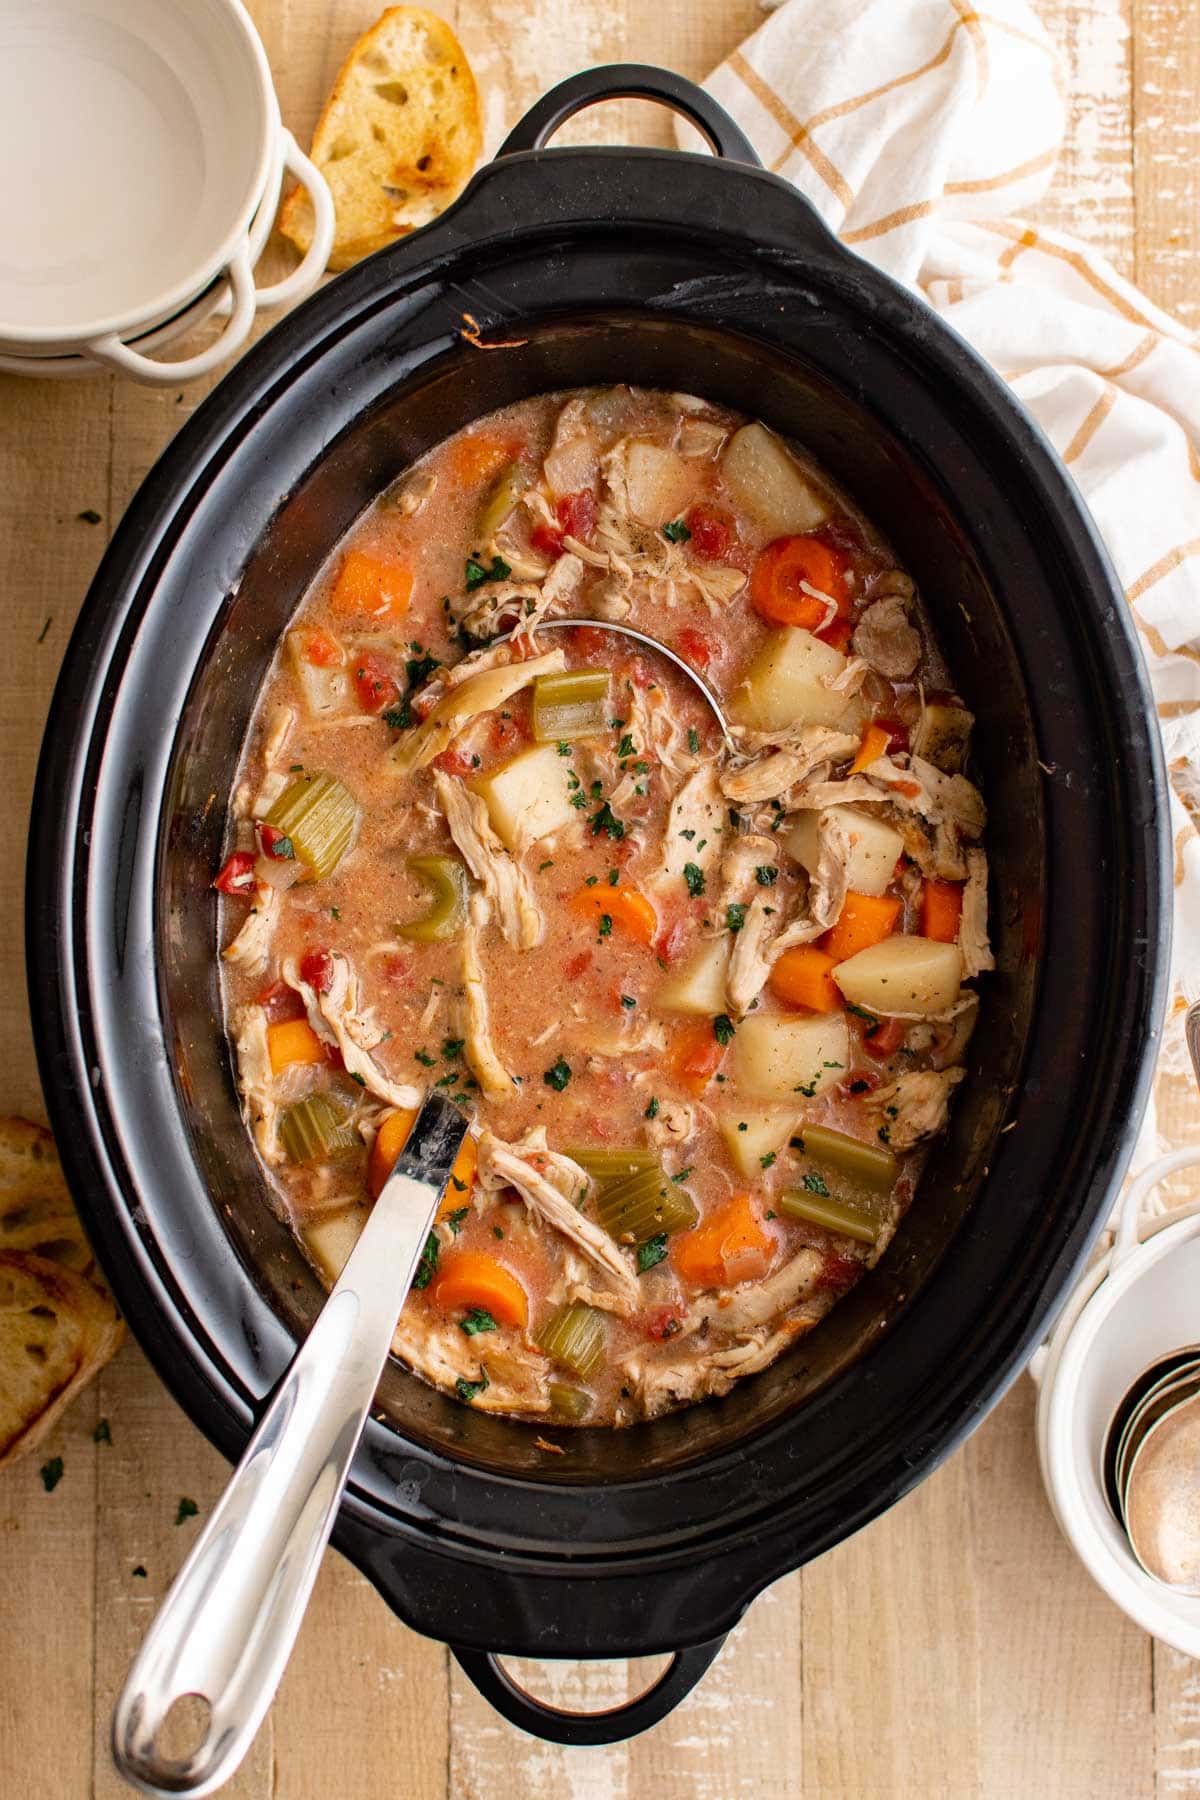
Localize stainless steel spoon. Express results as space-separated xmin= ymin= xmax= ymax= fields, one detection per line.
xmin=111 ymin=1092 xmax=467 ymax=1798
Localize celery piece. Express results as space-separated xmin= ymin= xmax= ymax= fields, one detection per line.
xmin=532 ymin=669 xmax=610 ymax=743
xmin=536 ymin=1302 xmax=606 ymax=1378
xmin=266 ymin=772 xmax=360 ymax=880
xmin=399 ymin=854 xmax=469 ymax=942
xmin=278 ymin=1093 xmax=360 ymax=1165
xmin=547 ymin=1382 xmax=592 ymax=1422
xmin=793 ymin=1124 xmax=899 ymax=1194
xmin=778 ymin=1187 xmax=880 ymax=1245
xmin=592 ymin=1167 xmax=698 ymax=1244
xmin=566 ymin=1146 xmax=659 ymax=1183
xmin=477 ymin=463 xmax=528 ymax=541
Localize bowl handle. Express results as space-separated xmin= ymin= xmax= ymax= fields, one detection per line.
xmin=497 ymin=64 xmax=761 ymax=167
xmin=86 ymin=246 xmax=258 ymax=385
xmin=450 ymin=1636 xmax=726 ymax=1745
xmin=252 ymin=130 xmax=335 ymax=311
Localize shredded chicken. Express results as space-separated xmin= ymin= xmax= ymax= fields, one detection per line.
xmin=222 ymin=881 xmax=278 ymax=978
xmin=722 ymin=727 xmax=859 ymax=803
xmin=233 ymin=1004 xmax=281 ymax=1164
xmin=476 ymin=1130 xmax=640 ymax=1306
xmin=870 ymin=1068 xmax=966 ymax=1151
xmin=393 ymin=469 xmax=436 ymax=516
xmin=543 ymin=396 xmax=599 ymax=496
xmin=392 ymin=651 xmax=565 ymax=777
xmin=458 ymin=897 xmax=517 ymax=1099
xmin=433 ymin=770 xmax=542 ymax=951
xmin=621 ymin=1324 xmax=803 ymax=1416
xmin=647 ymin=765 xmax=724 ymax=893
xmin=644 ymin=1098 xmax=696 ymax=1151
xmin=959 ymin=847 xmax=994 ymax=978
xmin=675 ymin=417 xmax=728 ymax=459
xmin=391 ymin=1310 xmax=551 ymax=1415
xmin=284 ymin=952 xmax=421 ymax=1110
xmin=769 ymin=811 xmax=854 ymax=958
xmin=262 ymin=704 xmax=295 ymax=766
xmin=852 ymin=594 xmax=922 ymax=679
xmin=687 ymin=1246 xmax=825 ymax=1334
xmin=790 ymin=752 xmax=986 ymax=880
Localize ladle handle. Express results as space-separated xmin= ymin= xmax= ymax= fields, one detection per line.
xmin=111 ymin=1097 xmax=466 ymax=1798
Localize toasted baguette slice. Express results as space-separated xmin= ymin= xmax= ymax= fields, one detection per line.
xmin=280 ymin=6 xmax=482 ymax=272
xmin=0 ymin=1252 xmax=124 ymax=1468
xmin=0 ymin=1116 xmax=91 ymax=1273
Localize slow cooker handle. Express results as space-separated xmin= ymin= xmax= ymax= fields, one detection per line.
xmin=451 ymin=1636 xmax=727 ymax=1745
xmin=497 ymin=64 xmax=761 ymax=167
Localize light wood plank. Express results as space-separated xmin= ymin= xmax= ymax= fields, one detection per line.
xmin=1132 ymin=0 xmax=1200 ymax=322
xmin=1037 ymin=0 xmax=1136 ymax=274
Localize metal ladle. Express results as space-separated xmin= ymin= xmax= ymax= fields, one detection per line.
xmin=111 ymin=1093 xmax=467 ymax=1798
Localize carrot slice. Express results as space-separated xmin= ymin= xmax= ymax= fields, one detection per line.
xmin=749 ymin=536 xmax=850 ymax=630
xmin=447 ymin=432 xmax=523 ymax=488
xmin=266 ymin=1019 xmax=325 ymax=1074
xmin=368 ymin=1107 xmax=477 ymax=1211
xmin=329 ymin=549 xmax=413 ymax=624
xmin=665 ymin=1018 xmax=727 ymax=1096
xmin=822 ymin=891 xmax=902 ymax=962
xmin=672 ymin=1191 xmax=774 ymax=1289
xmin=430 ymin=1251 xmax=529 ymax=1330
xmin=921 ymin=879 xmax=964 ymax=943
xmin=570 ymin=883 xmax=658 ymax=946
xmin=768 ymin=945 xmax=842 ymax=1013
xmin=850 ymin=722 xmax=891 ymax=773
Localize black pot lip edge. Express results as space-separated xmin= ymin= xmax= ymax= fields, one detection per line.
xmin=24 ymin=176 xmax=1171 ymax=1574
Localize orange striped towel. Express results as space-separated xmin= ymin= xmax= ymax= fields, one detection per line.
xmin=695 ymin=0 xmax=1200 ymax=1103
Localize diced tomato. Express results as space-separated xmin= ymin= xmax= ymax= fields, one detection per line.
xmin=645 ymin=1304 xmax=686 ymax=1342
xmin=557 ymin=489 xmax=596 ymax=544
xmin=255 ymin=980 xmax=307 ymax=1025
xmin=873 ymin=715 xmax=910 ymax=755
xmin=299 ymin=626 xmax=343 ymax=668
xmin=815 ymin=1251 xmax=862 ymax=1294
xmin=816 ymin=617 xmax=854 ymax=652
xmin=654 ymin=915 xmax=689 ymax=965
xmin=861 ymin=1016 xmax=906 ymax=1059
xmin=667 ymin=1019 xmax=727 ymax=1096
xmin=299 ymin=948 xmax=333 ymax=993
xmin=686 ymin=503 xmax=734 ymax=562
xmin=564 ymin=950 xmax=592 ymax=980
xmin=530 ymin=521 xmax=563 ymax=558
xmin=842 ymin=1069 xmax=882 ymax=1096
xmin=352 ymin=654 xmax=401 ymax=715
xmin=323 ymin=1043 xmax=345 ymax=1072
xmin=213 ymin=851 xmax=257 ymax=896
xmin=629 ymin=657 xmax=655 ymax=689
xmin=676 ymin=626 xmax=717 ymax=670
xmin=432 ymin=745 xmax=477 ymax=776
xmin=379 ymin=953 xmax=413 ymax=988
xmin=258 ymin=824 xmax=294 ymax=861
xmin=571 ymin=625 xmax=610 ymax=657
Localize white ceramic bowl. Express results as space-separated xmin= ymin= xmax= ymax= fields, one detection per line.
xmin=1035 ymin=1148 xmax=1200 ymax=1657
xmin=0 ymin=0 xmax=333 ymax=382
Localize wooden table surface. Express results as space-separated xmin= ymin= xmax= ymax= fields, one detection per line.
xmin=2 ymin=2 xmax=1198 ymax=1794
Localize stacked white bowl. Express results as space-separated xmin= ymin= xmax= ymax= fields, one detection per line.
xmin=0 ymin=0 xmax=333 ymax=382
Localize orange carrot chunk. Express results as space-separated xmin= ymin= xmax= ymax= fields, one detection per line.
xmin=430 ymin=1252 xmax=529 ymax=1331
xmin=921 ymin=879 xmax=964 ymax=943
xmin=569 ymin=883 xmax=658 ymax=946
xmin=329 ymin=549 xmax=413 ymax=624
xmin=850 ymin=722 xmax=891 ymax=774
xmin=749 ymin=535 xmax=851 ymax=630
xmin=672 ymin=1191 xmax=774 ymax=1289
xmin=665 ymin=1018 xmax=727 ymax=1096
xmin=368 ymin=1108 xmax=477 ymax=1211
xmin=768 ymin=944 xmax=842 ymax=1013
xmin=447 ymin=432 xmax=523 ymax=487
xmin=821 ymin=891 xmax=901 ymax=963
xmin=266 ymin=1019 xmax=325 ymax=1075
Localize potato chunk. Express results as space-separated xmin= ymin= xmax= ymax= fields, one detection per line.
xmin=911 ymin=701 xmax=974 ymax=774
xmin=719 ymin=1109 xmax=798 ymax=1179
xmin=785 ymin=807 xmax=905 ymax=899
xmin=474 ymin=744 xmax=578 ymax=849
xmin=731 ymin=628 xmax=866 ymax=733
xmin=657 ymin=937 xmax=731 ymax=1015
xmin=625 ymin=441 xmax=698 ymax=526
xmin=721 ymin=423 xmax=830 ymax=536
xmin=833 ymin=935 xmax=962 ymax=1017
xmin=734 ymin=1013 xmax=849 ymax=1102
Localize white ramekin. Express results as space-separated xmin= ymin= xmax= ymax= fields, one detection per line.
xmin=0 ymin=0 xmax=333 ymax=383
xmin=1034 ymin=1149 xmax=1200 ymax=1657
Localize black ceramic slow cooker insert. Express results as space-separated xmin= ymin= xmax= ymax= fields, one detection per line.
xmin=27 ymin=68 xmax=1169 ymax=1744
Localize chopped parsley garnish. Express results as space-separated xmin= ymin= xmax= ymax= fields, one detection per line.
xmin=456 ymin=1370 xmax=490 ymax=1403
xmin=878 ymin=1125 xmax=892 ymax=1142
xmin=637 ymin=1232 xmax=669 ymax=1273
xmin=434 ymin=1073 xmax=457 ymax=1088
xmin=175 ymin=1497 xmax=199 ymax=1525
xmin=802 ymin=1171 xmax=831 ymax=1196
xmin=662 ymin=519 xmax=691 ymax=543
xmin=760 ymin=1151 xmax=777 ymax=1170
xmin=271 ymin=836 xmax=295 ymax=859
xmin=683 ymin=862 xmax=706 ymax=897
xmin=329 ymin=906 xmax=340 ymax=921
xmin=538 ymin=859 xmax=554 ymax=872
xmin=795 ymin=1079 xmax=818 ymax=1097
xmin=464 ymin=552 xmax=511 ymax=590
xmin=687 ymin=728 xmax=700 ymax=754
xmin=789 ymin=1136 xmax=805 ymax=1151
xmin=289 ymin=763 xmax=305 ymax=772
xmin=570 ymin=791 xmax=588 ymax=809
xmin=557 ymin=741 xmax=572 ymax=756
xmin=755 ymin=865 xmax=778 ymax=886
xmin=544 ymin=1056 xmax=572 ymax=1091
xmin=93 ymin=1418 xmax=112 ymax=1445
xmin=713 ymin=1014 xmax=736 ymax=1046
xmin=414 ymin=1049 xmax=436 ymax=1067
xmin=727 ymin=807 xmax=744 ymax=831
xmin=40 ymin=1457 xmax=63 ymax=1492
xmin=585 ymin=874 xmax=599 ymax=886
xmin=460 ymin=1309 xmax=498 ymax=1337
xmin=446 ymin=1206 xmax=470 ymax=1233
xmin=645 ymin=1097 xmax=660 ymax=1119
xmin=493 ymin=1225 xmax=504 ymax=1239
xmin=405 ymin=651 xmax=441 ymax=688
xmin=608 ymin=868 xmax=619 ymax=886
xmin=589 ymin=801 xmax=625 ymax=840
xmin=620 ymin=994 xmax=637 ymax=1009
xmin=671 ymin=1167 xmax=693 ymax=1184
xmin=726 ymin=903 xmax=747 ymax=934
xmin=737 ymin=1121 xmax=748 ymax=1132
xmin=349 ymin=1071 xmax=366 ymax=1086
xmin=382 ymin=700 xmax=412 ymax=730
xmin=846 ymin=1002 xmax=880 ymax=1027
xmin=413 ymin=1231 xmax=439 ymax=1289
xmin=442 ymin=1036 xmax=465 ymax=1059
xmin=617 ymin=733 xmax=636 ymax=759
xmin=679 ymin=827 xmax=696 ymax=841
xmin=597 ymin=914 xmax=613 ymax=939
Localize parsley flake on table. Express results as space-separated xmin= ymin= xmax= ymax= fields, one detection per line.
xmin=175 ymin=1496 xmax=199 ymax=1525
xmin=544 ymin=1056 xmax=572 ymax=1091
xmin=40 ymin=1456 xmax=63 ymax=1492
xmin=93 ymin=1418 xmax=112 ymax=1445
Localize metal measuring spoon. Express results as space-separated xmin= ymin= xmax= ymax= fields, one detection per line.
xmin=1124 ymin=1388 xmax=1200 ymax=1591
xmin=112 ymin=1092 xmax=467 ymax=1798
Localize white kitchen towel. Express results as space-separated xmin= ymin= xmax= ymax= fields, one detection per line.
xmin=688 ymin=0 xmax=1200 ymax=1150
